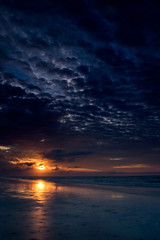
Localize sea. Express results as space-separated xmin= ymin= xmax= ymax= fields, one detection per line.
xmin=4 ymin=175 xmax=160 ymax=188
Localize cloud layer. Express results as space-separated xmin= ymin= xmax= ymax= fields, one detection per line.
xmin=0 ymin=0 xmax=160 ymax=174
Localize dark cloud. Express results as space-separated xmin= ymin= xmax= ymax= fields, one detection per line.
xmin=43 ymin=149 xmax=93 ymax=162
xmin=0 ymin=0 xmax=160 ymax=174
xmin=16 ymin=162 xmax=35 ymax=168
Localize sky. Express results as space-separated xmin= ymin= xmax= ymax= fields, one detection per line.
xmin=0 ymin=0 xmax=160 ymax=176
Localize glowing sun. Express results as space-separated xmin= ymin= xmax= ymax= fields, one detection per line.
xmin=37 ymin=164 xmax=46 ymax=171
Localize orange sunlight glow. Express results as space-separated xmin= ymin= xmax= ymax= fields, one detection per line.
xmin=37 ymin=164 xmax=46 ymax=171
xmin=37 ymin=181 xmax=45 ymax=190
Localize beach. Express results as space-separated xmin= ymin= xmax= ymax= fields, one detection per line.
xmin=0 ymin=178 xmax=160 ymax=240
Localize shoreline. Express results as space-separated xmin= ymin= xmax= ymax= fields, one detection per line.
xmin=1 ymin=176 xmax=160 ymax=200
xmin=0 ymin=177 xmax=160 ymax=240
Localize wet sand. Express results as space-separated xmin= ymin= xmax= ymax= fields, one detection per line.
xmin=0 ymin=178 xmax=160 ymax=240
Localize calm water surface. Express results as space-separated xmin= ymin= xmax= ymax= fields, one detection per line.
xmin=0 ymin=178 xmax=160 ymax=240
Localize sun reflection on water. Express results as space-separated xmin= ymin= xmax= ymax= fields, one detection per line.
xmin=7 ymin=179 xmax=63 ymax=203
xmin=36 ymin=181 xmax=45 ymax=191
xmin=4 ymin=179 xmax=60 ymax=240
xmin=33 ymin=180 xmax=59 ymax=202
